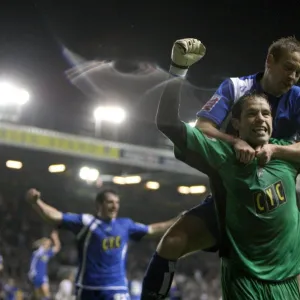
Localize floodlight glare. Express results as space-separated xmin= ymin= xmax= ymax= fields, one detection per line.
xmin=188 ymin=120 xmax=196 ymax=127
xmin=79 ymin=167 xmax=99 ymax=182
xmin=93 ymin=106 xmax=126 ymax=124
xmin=0 ymin=82 xmax=30 ymax=106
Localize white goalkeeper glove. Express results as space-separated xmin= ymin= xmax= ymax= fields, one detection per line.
xmin=169 ymin=38 xmax=206 ymax=78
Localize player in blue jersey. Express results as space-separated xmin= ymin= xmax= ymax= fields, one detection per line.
xmin=28 ymin=230 xmax=61 ymax=300
xmin=3 ymin=278 xmax=23 ymax=300
xmin=141 ymin=37 xmax=300 ymax=299
xmin=26 ymin=188 xmax=179 ymax=300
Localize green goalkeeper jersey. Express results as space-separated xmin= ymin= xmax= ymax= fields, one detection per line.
xmin=175 ymin=122 xmax=300 ymax=281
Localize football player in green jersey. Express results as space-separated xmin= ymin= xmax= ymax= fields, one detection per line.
xmin=157 ymin=90 xmax=300 ymax=299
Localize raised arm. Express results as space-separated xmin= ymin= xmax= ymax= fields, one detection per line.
xmin=26 ymin=188 xmax=63 ymax=225
xmin=50 ymin=230 xmax=61 ymax=253
xmin=156 ymin=39 xmax=229 ymax=174
xmin=156 ymin=38 xmax=206 ymax=148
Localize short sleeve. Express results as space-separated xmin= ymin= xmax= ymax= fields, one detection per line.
xmin=269 ymin=138 xmax=294 ymax=146
xmin=197 ymin=78 xmax=235 ymax=127
xmin=269 ymin=138 xmax=300 ymax=170
xmin=292 ymin=88 xmax=300 ymax=133
xmin=60 ymin=213 xmax=84 ymax=234
xmin=127 ymin=219 xmax=149 ymax=241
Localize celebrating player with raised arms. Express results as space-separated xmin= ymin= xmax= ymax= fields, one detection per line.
xmin=26 ymin=188 xmax=179 ymax=300
xmin=142 ymin=37 xmax=300 ymax=299
xmin=28 ymin=230 xmax=61 ymax=300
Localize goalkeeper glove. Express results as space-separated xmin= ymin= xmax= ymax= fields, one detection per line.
xmin=169 ymin=38 xmax=206 ymax=77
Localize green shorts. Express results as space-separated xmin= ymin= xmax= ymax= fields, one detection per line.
xmin=221 ymin=260 xmax=300 ymax=300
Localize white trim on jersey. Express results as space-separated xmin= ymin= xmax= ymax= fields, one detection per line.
xmin=76 ymin=214 xmax=101 ymax=240
xmin=220 ymin=77 xmax=255 ymax=131
xmin=230 ymin=77 xmax=254 ymax=101
xmin=76 ymin=214 xmax=101 ymax=284
xmin=76 ymin=284 xmax=128 ymax=290
xmin=28 ymin=247 xmax=45 ymax=278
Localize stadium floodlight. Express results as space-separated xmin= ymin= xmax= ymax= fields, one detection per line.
xmin=112 ymin=175 xmax=142 ymax=185
xmin=177 ymin=185 xmax=206 ymax=194
xmin=177 ymin=186 xmax=190 ymax=195
xmin=48 ymin=164 xmax=66 ymax=173
xmin=93 ymin=106 xmax=126 ymax=124
xmin=145 ymin=181 xmax=160 ymax=190
xmin=6 ymin=160 xmax=22 ymax=169
xmin=189 ymin=185 xmax=206 ymax=194
xmin=79 ymin=167 xmax=99 ymax=182
xmin=112 ymin=176 xmax=126 ymax=185
xmin=0 ymin=82 xmax=30 ymax=106
xmin=124 ymin=175 xmax=141 ymax=184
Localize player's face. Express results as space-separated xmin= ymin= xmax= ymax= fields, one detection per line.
xmin=42 ymin=238 xmax=52 ymax=249
xmin=101 ymin=192 xmax=120 ymax=219
xmin=238 ymin=97 xmax=272 ymax=146
xmin=267 ymin=50 xmax=300 ymax=95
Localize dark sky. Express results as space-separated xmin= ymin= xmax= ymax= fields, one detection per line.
xmin=0 ymin=1 xmax=300 ymax=114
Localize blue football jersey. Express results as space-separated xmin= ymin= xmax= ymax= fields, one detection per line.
xmin=197 ymin=73 xmax=300 ymax=139
xmin=28 ymin=246 xmax=55 ymax=279
xmin=3 ymin=284 xmax=18 ymax=300
xmin=60 ymin=214 xmax=149 ymax=291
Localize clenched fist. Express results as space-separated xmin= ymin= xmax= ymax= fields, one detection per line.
xmin=26 ymin=188 xmax=41 ymax=204
xmin=170 ymin=38 xmax=206 ymax=77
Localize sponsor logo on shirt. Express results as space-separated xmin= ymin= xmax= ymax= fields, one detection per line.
xmin=201 ymin=94 xmax=221 ymax=112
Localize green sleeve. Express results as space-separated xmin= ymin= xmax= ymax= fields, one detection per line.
xmin=269 ymin=138 xmax=300 ymax=170
xmin=174 ymin=122 xmax=232 ymax=170
xmin=269 ymin=138 xmax=294 ymax=146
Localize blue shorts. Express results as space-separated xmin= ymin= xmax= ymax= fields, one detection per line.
xmin=29 ymin=275 xmax=48 ymax=288
xmin=185 ymin=195 xmax=220 ymax=252
xmin=76 ymin=288 xmax=130 ymax=300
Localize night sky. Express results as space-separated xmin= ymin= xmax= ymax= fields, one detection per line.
xmin=0 ymin=1 xmax=300 ymax=126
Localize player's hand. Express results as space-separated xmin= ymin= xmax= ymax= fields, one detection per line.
xmin=255 ymin=144 xmax=275 ymax=166
xmin=233 ymin=138 xmax=256 ymax=164
xmin=26 ymin=188 xmax=41 ymax=204
xmin=170 ymin=38 xmax=206 ymax=77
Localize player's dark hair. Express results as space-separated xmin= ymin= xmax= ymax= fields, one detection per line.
xmin=231 ymin=92 xmax=270 ymax=120
xmin=268 ymin=36 xmax=300 ymax=62
xmin=95 ymin=189 xmax=118 ymax=205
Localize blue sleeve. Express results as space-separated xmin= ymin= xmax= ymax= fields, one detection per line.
xmin=127 ymin=219 xmax=149 ymax=241
xmin=46 ymin=248 xmax=55 ymax=258
xmin=197 ymin=79 xmax=235 ymax=127
xmin=293 ymin=90 xmax=300 ymax=135
xmin=59 ymin=213 xmax=84 ymax=234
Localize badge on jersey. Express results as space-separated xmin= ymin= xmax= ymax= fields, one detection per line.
xmin=201 ymin=94 xmax=221 ymax=112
